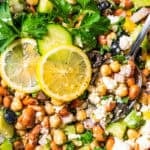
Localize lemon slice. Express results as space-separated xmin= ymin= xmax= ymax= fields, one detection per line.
xmin=37 ymin=45 xmax=91 ymax=102
xmin=0 ymin=38 xmax=40 ymax=93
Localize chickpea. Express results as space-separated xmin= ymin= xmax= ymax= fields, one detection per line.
xmin=59 ymin=107 xmax=69 ymax=116
xmin=90 ymin=140 xmax=99 ymax=150
xmin=53 ymin=129 xmax=67 ymax=145
xmin=98 ymin=35 xmax=107 ymax=45
xmin=26 ymin=0 xmax=38 ymax=6
xmin=20 ymin=107 xmax=35 ymax=127
xmin=129 ymin=84 xmax=140 ymax=100
xmin=139 ymin=92 xmax=148 ymax=105
xmin=93 ymin=125 xmax=105 ymax=142
xmin=110 ymin=61 xmax=121 ymax=73
xmin=116 ymin=84 xmax=128 ymax=97
xmin=76 ymin=110 xmax=87 ymax=121
xmin=127 ymin=129 xmax=139 ymax=139
xmin=11 ymin=97 xmax=23 ymax=112
xmin=50 ymin=141 xmax=60 ymax=150
xmin=0 ymin=86 xmax=7 ymax=96
xmin=3 ymin=96 xmax=12 ymax=108
xmin=106 ymin=137 xmax=115 ymax=150
xmin=124 ymin=0 xmax=133 ymax=9
xmin=100 ymin=64 xmax=112 ymax=76
xmin=13 ymin=141 xmax=24 ymax=150
xmin=142 ymin=68 xmax=150 ymax=77
xmin=97 ymin=83 xmax=107 ymax=96
xmin=105 ymin=101 xmax=116 ymax=112
xmin=44 ymin=102 xmax=55 ymax=115
xmin=49 ymin=114 xmax=62 ymax=128
xmin=76 ymin=122 xmax=85 ymax=133
xmin=126 ymin=77 xmax=135 ymax=87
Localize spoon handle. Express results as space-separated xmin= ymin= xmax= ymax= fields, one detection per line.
xmin=128 ymin=14 xmax=150 ymax=58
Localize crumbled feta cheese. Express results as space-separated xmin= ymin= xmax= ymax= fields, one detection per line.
xmin=114 ymin=73 xmax=125 ymax=83
xmin=136 ymin=135 xmax=150 ymax=150
xmin=140 ymin=121 xmax=150 ymax=135
xmin=120 ymin=65 xmax=132 ymax=77
xmin=38 ymin=134 xmax=51 ymax=145
xmin=112 ymin=138 xmax=132 ymax=150
xmin=40 ymin=127 xmax=49 ymax=134
xmin=107 ymin=15 xmax=120 ymax=24
xmin=119 ymin=35 xmax=132 ymax=50
xmin=93 ymin=106 xmax=106 ymax=121
xmin=61 ymin=113 xmax=75 ymax=124
xmin=88 ymin=92 xmax=101 ymax=105
xmin=68 ymin=134 xmax=81 ymax=140
xmin=102 ymin=77 xmax=117 ymax=90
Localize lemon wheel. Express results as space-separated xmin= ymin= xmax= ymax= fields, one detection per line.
xmin=37 ymin=45 xmax=92 ymax=102
xmin=0 ymin=38 xmax=40 ymax=93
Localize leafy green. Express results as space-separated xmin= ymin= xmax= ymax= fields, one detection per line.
xmin=80 ymin=131 xmax=93 ymax=144
xmin=66 ymin=141 xmax=75 ymax=150
xmin=77 ymin=0 xmax=90 ymax=8
xmin=0 ymin=1 xmax=13 ymax=25
xmin=73 ymin=11 xmax=110 ymax=51
xmin=100 ymin=45 xmax=110 ymax=55
xmin=112 ymin=54 xmax=126 ymax=63
xmin=116 ymin=96 xmax=129 ymax=104
xmin=21 ymin=13 xmax=48 ymax=39
xmin=0 ymin=20 xmax=17 ymax=52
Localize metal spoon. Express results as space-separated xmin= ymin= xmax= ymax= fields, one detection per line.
xmin=111 ymin=14 xmax=150 ymax=121
xmin=127 ymin=14 xmax=150 ymax=88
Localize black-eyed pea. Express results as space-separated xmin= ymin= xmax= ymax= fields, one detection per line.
xmin=100 ymin=64 xmax=112 ymax=76
xmin=49 ymin=114 xmax=62 ymax=128
xmin=76 ymin=110 xmax=87 ymax=121
xmin=110 ymin=61 xmax=121 ymax=73
xmin=75 ymin=122 xmax=85 ymax=133
xmin=53 ymin=129 xmax=67 ymax=145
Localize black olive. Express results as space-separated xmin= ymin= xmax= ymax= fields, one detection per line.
xmin=87 ymin=50 xmax=104 ymax=68
xmin=98 ymin=0 xmax=111 ymax=12
xmin=111 ymin=40 xmax=120 ymax=55
xmin=4 ymin=109 xmax=17 ymax=124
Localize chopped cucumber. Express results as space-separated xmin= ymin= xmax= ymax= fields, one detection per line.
xmin=64 ymin=125 xmax=76 ymax=135
xmin=132 ymin=0 xmax=150 ymax=8
xmin=0 ymin=111 xmax=14 ymax=138
xmin=106 ymin=121 xmax=127 ymax=139
xmin=0 ymin=139 xmax=12 ymax=150
xmin=38 ymin=0 xmax=53 ymax=13
xmin=124 ymin=110 xmax=145 ymax=129
xmin=38 ymin=24 xmax=72 ymax=54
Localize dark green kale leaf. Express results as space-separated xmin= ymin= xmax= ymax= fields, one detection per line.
xmin=77 ymin=0 xmax=90 ymax=8
xmin=21 ymin=13 xmax=48 ymax=39
xmin=80 ymin=130 xmax=93 ymax=144
xmin=0 ymin=1 xmax=13 ymax=25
